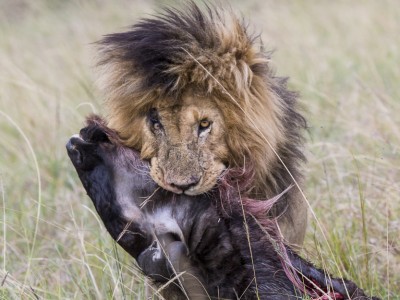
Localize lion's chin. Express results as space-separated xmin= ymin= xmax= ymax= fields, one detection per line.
xmin=183 ymin=187 xmax=205 ymax=196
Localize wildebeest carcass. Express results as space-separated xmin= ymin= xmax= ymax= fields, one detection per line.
xmin=66 ymin=115 xmax=379 ymax=300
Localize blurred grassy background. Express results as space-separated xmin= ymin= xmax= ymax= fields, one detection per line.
xmin=0 ymin=0 xmax=398 ymax=298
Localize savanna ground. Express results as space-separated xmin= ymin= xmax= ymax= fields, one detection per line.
xmin=0 ymin=0 xmax=398 ymax=299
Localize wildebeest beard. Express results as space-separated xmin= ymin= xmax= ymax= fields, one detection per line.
xmin=66 ymin=115 xmax=379 ymax=300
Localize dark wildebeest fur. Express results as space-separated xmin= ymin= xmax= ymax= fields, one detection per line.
xmin=66 ymin=116 xmax=378 ymax=300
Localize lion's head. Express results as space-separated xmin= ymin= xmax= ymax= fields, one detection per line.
xmin=96 ymin=3 xmax=307 ymax=243
xmin=142 ymin=93 xmax=228 ymax=195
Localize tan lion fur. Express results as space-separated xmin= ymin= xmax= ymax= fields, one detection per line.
xmin=96 ymin=3 xmax=308 ymax=246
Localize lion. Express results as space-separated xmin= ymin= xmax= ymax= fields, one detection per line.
xmin=95 ymin=3 xmax=308 ymax=246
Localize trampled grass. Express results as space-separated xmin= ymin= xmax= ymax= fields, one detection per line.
xmin=0 ymin=0 xmax=399 ymax=299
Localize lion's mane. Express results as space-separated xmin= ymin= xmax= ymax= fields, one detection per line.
xmin=96 ymin=2 xmax=307 ymax=243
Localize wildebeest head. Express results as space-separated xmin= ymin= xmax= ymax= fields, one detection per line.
xmin=66 ymin=116 xmax=379 ymax=300
xmin=66 ymin=115 xmax=230 ymax=299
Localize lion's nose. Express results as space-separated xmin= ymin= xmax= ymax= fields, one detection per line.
xmin=168 ymin=176 xmax=200 ymax=192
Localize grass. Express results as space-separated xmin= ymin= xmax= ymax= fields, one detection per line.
xmin=0 ymin=0 xmax=399 ymax=298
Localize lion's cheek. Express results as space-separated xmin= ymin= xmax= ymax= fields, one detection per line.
xmin=201 ymin=141 xmax=229 ymax=168
xmin=191 ymin=150 xmax=226 ymax=194
xmin=141 ymin=139 xmax=158 ymax=160
xmin=185 ymin=161 xmax=225 ymax=195
xmin=149 ymin=157 xmax=166 ymax=190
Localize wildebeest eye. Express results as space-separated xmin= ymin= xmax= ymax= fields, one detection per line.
xmin=148 ymin=108 xmax=162 ymax=131
xmin=199 ymin=119 xmax=211 ymax=131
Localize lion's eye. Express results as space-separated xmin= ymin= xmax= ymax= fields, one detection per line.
xmin=199 ymin=119 xmax=211 ymax=131
xmin=148 ymin=108 xmax=162 ymax=131
xmin=153 ymin=122 xmax=161 ymax=130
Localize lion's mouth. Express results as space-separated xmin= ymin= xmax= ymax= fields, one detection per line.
xmin=155 ymin=174 xmax=220 ymax=196
xmin=163 ymin=182 xmax=186 ymax=195
xmin=149 ymin=156 xmax=226 ymax=195
xmin=149 ymin=164 xmax=205 ymax=195
xmin=156 ymin=176 xmax=203 ymax=195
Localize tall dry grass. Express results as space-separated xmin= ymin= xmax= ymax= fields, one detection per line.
xmin=0 ymin=0 xmax=398 ymax=299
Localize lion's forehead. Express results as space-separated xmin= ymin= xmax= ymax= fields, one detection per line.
xmin=156 ymin=95 xmax=224 ymax=129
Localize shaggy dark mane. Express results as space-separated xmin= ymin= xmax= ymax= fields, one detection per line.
xmin=98 ymin=3 xmax=240 ymax=96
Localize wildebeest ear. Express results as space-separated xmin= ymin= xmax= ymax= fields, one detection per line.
xmin=79 ymin=124 xmax=110 ymax=144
